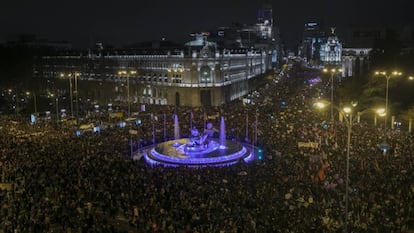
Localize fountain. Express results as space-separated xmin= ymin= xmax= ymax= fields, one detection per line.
xmin=219 ymin=116 xmax=226 ymax=148
xmin=172 ymin=114 xmax=180 ymax=147
xmin=144 ymin=116 xmax=256 ymax=167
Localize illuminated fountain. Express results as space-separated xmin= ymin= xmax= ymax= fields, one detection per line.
xmin=219 ymin=116 xmax=226 ymax=149
xmin=144 ymin=116 xmax=256 ymax=167
xmin=172 ymin=114 xmax=180 ymax=147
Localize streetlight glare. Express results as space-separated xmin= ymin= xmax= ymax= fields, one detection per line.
xmin=375 ymin=71 xmax=388 ymax=76
xmin=374 ymin=70 xmax=402 ymax=131
xmin=330 ymin=68 xmax=342 ymax=73
xmin=343 ymin=107 xmax=351 ymax=113
xmin=314 ymin=102 xmax=326 ymax=109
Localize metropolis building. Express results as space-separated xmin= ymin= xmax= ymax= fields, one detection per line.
xmin=34 ymin=5 xmax=279 ymax=108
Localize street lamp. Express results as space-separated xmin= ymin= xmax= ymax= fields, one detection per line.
xmin=118 ymin=70 xmax=137 ymax=118
xmin=74 ymin=72 xmax=80 ymax=125
xmin=49 ymin=93 xmax=59 ymax=123
xmin=315 ymin=101 xmax=358 ymax=233
xmin=374 ymin=70 xmax=402 ymax=131
xmin=61 ymin=72 xmax=80 ymax=125
xmin=60 ymin=73 xmax=74 ymax=118
xmin=25 ymin=91 xmax=37 ymax=114
xmin=323 ymin=68 xmax=342 ymax=122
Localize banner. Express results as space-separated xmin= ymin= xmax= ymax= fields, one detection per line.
xmin=298 ymin=142 xmax=319 ymax=148
xmin=109 ymin=112 xmax=123 ymax=119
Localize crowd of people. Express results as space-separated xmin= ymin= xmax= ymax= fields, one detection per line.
xmin=0 ymin=68 xmax=413 ymax=232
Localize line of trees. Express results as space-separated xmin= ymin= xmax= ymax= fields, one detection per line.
xmin=337 ymin=28 xmax=414 ymax=125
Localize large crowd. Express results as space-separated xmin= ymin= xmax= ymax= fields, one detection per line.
xmin=1 ymin=68 xmax=413 ymax=233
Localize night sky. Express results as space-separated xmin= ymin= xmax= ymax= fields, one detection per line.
xmin=1 ymin=0 xmax=413 ymax=49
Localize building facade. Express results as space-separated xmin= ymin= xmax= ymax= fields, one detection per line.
xmin=299 ymin=22 xmax=325 ymax=64
xmin=34 ymin=38 xmax=272 ymax=107
xmin=341 ymin=48 xmax=372 ymax=77
xmin=34 ymin=4 xmax=280 ymax=108
xmin=320 ymin=28 xmax=342 ymax=65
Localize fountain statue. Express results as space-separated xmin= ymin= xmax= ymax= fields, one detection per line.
xmin=186 ymin=126 xmax=211 ymax=152
xmin=145 ymin=116 xmax=256 ymax=167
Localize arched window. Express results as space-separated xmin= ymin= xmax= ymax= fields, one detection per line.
xmin=199 ymin=65 xmax=212 ymax=83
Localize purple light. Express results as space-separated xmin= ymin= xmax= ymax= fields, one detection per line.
xmin=308 ymin=77 xmax=322 ymax=84
xmin=144 ymin=152 xmax=240 ymax=168
xmin=150 ymin=147 xmax=247 ymax=165
xmin=243 ymin=151 xmax=255 ymax=163
xmin=143 ymin=139 xmax=258 ymax=167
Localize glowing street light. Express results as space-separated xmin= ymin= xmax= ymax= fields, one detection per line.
xmin=374 ymin=70 xmax=402 ymax=131
xmin=74 ymin=72 xmax=80 ymax=125
xmin=376 ymin=108 xmax=386 ymax=116
xmin=60 ymin=72 xmax=80 ymax=125
xmin=374 ymin=108 xmax=386 ymax=126
xmin=314 ymin=102 xmax=326 ymax=109
xmin=118 ymin=70 xmax=137 ymax=117
xmin=314 ymin=101 xmax=363 ymax=233
xmin=323 ymin=68 xmax=342 ymax=122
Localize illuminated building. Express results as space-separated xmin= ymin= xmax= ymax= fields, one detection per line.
xmin=341 ymin=48 xmax=371 ymax=77
xmin=35 ymin=35 xmax=272 ymax=107
xmin=299 ymin=22 xmax=325 ymax=64
xmin=320 ymin=28 xmax=342 ymax=65
xmin=34 ymin=5 xmax=279 ymax=108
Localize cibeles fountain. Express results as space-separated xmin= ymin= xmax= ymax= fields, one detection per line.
xmin=144 ymin=115 xmax=256 ymax=167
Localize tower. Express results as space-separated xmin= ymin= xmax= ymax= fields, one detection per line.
xmin=257 ymin=4 xmax=273 ymax=39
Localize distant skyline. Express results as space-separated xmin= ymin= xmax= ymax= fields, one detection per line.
xmin=1 ymin=0 xmax=413 ymax=49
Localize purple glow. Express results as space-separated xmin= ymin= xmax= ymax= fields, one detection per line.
xmin=143 ymin=138 xmax=258 ymax=167
xmin=308 ymin=77 xmax=322 ymax=84
xmin=144 ymin=152 xmax=240 ymax=168
xmin=243 ymin=150 xmax=255 ymax=163
xmin=219 ymin=145 xmax=227 ymax=150
xmin=150 ymin=146 xmax=247 ymax=165
xmin=175 ymin=141 xmax=220 ymax=155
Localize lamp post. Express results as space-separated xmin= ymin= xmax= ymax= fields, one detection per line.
xmin=61 ymin=73 xmax=73 ymax=118
xmin=323 ymin=68 xmax=342 ymax=122
xmin=56 ymin=97 xmax=59 ymax=124
xmin=26 ymin=91 xmax=37 ymax=114
xmin=74 ymin=72 xmax=80 ymax=126
xmin=33 ymin=91 xmax=37 ymax=114
xmin=342 ymin=106 xmax=353 ymax=233
xmin=374 ymin=71 xmax=402 ymax=131
xmin=315 ymin=101 xmax=359 ymax=233
xmin=60 ymin=72 xmax=80 ymax=125
xmin=118 ymin=70 xmax=137 ymax=118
